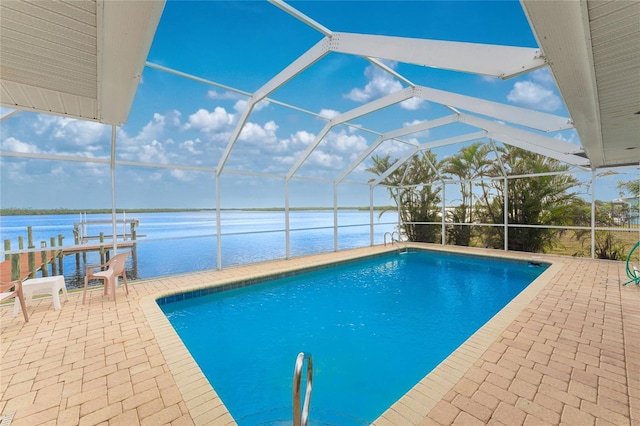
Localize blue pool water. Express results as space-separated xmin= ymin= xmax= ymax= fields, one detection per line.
xmin=160 ymin=250 xmax=548 ymax=425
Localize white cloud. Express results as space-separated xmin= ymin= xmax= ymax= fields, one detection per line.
xmin=554 ymin=130 xmax=579 ymax=145
xmin=325 ymin=129 xmax=368 ymax=154
xmin=531 ymin=68 xmax=555 ymax=85
xmin=345 ymin=63 xmax=403 ymax=103
xmin=272 ymin=155 xmax=296 ymax=166
xmin=319 ymin=109 xmax=340 ymax=119
xmin=234 ymin=99 xmax=270 ymax=113
xmin=170 ymin=169 xmax=196 ymax=181
xmin=399 ymin=97 xmax=425 ymax=111
xmin=480 ymin=75 xmax=499 ymax=83
xmin=376 ymin=140 xmax=415 ymax=157
xmin=136 ymin=139 xmax=169 ymax=164
xmin=35 ymin=115 xmax=108 ymax=147
xmin=180 ymin=138 xmax=202 ymax=155
xmin=309 ymin=150 xmax=344 ymax=169
xmin=507 ymin=81 xmax=561 ymax=112
xmin=239 ymin=120 xmax=279 ymax=144
xmin=138 ymin=113 xmax=168 ymax=142
xmin=507 ymin=67 xmax=562 ymax=112
xmin=272 ymin=130 xmax=317 ymax=154
xmin=184 ymin=107 xmax=235 ymax=132
xmin=117 ymin=112 xmax=178 ymax=164
xmin=344 ymin=63 xmax=422 ymax=110
xmin=169 ymin=109 xmax=182 ymax=127
xmin=291 ymin=130 xmax=315 ymax=146
xmin=207 ymin=90 xmax=242 ymax=100
xmin=1 ymin=137 xmax=40 ymax=154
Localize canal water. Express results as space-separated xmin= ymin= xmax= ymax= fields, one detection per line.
xmin=0 ymin=210 xmax=396 ymax=288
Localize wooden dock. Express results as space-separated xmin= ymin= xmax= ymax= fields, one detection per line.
xmin=2 ymin=216 xmax=140 ymax=283
xmin=0 ymin=251 xmax=59 ymax=282
xmin=61 ymin=241 xmax=135 ymax=254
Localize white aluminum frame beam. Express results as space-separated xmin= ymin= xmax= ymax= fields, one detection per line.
xmin=286 ymin=87 xmax=415 ymax=179
xmin=335 ymin=114 xmax=460 ymax=184
xmin=460 ymin=114 xmax=591 ymax=167
xmin=371 ymin=131 xmax=487 ymax=185
xmin=414 ymin=86 xmax=572 ymax=132
xmin=330 ymin=32 xmax=546 ymax=79
xmin=268 ymin=0 xmax=332 ymax=36
xmin=217 ymin=38 xmax=331 ymax=175
xmin=0 ymin=109 xmax=20 ymax=122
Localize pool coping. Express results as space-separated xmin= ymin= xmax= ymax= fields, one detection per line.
xmin=139 ymin=243 xmax=560 ymax=425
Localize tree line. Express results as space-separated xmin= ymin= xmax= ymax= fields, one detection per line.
xmin=368 ymin=144 xmax=639 ymax=260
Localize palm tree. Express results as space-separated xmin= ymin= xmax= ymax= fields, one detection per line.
xmin=442 ymin=142 xmax=492 ymax=246
xmin=367 ymin=151 xmax=442 ymax=243
xmin=476 ymin=146 xmax=582 ymax=253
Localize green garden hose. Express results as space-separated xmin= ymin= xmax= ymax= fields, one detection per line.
xmin=624 ymin=241 xmax=640 ymax=286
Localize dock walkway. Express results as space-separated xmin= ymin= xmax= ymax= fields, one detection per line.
xmin=0 ymin=251 xmax=57 ymax=282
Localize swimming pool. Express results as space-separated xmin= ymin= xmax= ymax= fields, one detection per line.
xmin=159 ymin=249 xmax=548 ymax=425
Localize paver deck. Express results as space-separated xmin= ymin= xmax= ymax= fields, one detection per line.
xmin=1 ymin=244 xmax=638 ymax=425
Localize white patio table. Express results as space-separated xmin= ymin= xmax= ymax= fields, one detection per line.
xmin=14 ymin=275 xmax=69 ymax=315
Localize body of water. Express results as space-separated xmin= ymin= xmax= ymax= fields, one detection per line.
xmin=0 ymin=210 xmax=396 ymax=288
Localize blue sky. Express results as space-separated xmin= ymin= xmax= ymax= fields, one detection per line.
xmin=0 ymin=1 xmax=633 ymax=209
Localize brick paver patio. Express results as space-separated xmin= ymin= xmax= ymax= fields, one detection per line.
xmin=1 ymin=245 xmax=638 ymax=425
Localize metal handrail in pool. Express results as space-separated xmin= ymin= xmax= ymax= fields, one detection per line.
xmin=293 ymin=352 xmax=313 ymax=426
xmin=385 ymin=230 xmax=408 ymax=253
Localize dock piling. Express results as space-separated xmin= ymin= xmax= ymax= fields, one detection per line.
xmin=10 ymin=252 xmax=20 ymax=281
xmin=50 ymin=237 xmax=57 ymax=275
xmin=58 ymin=234 xmax=64 ymax=274
xmin=40 ymin=241 xmax=48 ymax=277
xmin=99 ymin=232 xmax=105 ymax=266
xmin=27 ymin=226 xmax=35 ymax=278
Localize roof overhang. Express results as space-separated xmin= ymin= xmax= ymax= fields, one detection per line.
xmin=522 ymin=0 xmax=640 ymax=169
xmin=0 ymin=0 xmax=165 ymax=125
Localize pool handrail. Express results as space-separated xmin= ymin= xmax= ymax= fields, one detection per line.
xmin=385 ymin=230 xmax=408 ymax=253
xmin=384 ymin=231 xmax=392 ymax=246
xmin=293 ymin=352 xmax=313 ymax=426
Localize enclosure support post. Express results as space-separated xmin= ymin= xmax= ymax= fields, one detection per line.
xmin=591 ymin=171 xmax=596 ymax=259
xmin=441 ymin=181 xmax=446 ymax=245
xmin=333 ymin=183 xmax=338 ymax=252
xmin=397 ymin=187 xmax=402 ymax=233
xmin=110 ymin=125 xmax=118 ymax=254
xmin=216 ymin=174 xmax=222 ymax=270
xmin=369 ymin=186 xmax=374 ymax=246
xmin=285 ymin=178 xmax=290 ymax=259
xmin=504 ymin=177 xmax=508 ymax=251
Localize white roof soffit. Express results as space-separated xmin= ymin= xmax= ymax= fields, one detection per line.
xmin=522 ymin=0 xmax=640 ymax=169
xmin=0 ymin=0 xmax=165 ymax=125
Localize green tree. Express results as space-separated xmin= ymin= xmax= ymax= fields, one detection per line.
xmin=367 ymin=151 xmax=442 ymax=243
xmin=442 ymin=142 xmax=492 ymax=246
xmin=617 ymin=179 xmax=640 ymax=226
xmin=573 ymin=201 xmax=628 ymax=260
xmin=476 ymin=146 xmax=582 ymax=253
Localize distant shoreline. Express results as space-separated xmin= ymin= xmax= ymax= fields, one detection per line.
xmin=0 ymin=207 xmax=394 ymax=216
